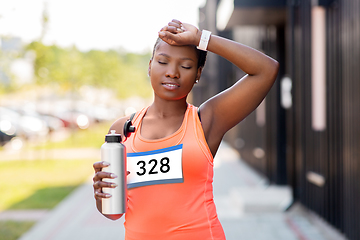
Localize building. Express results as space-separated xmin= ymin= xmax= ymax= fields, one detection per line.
xmin=195 ymin=0 xmax=360 ymax=239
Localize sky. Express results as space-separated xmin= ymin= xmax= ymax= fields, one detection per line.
xmin=0 ymin=0 xmax=206 ymax=53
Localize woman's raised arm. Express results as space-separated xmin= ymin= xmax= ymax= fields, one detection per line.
xmin=199 ymin=35 xmax=279 ymax=151
xmin=159 ymin=20 xmax=279 ymax=156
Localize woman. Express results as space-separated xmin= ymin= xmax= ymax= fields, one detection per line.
xmin=93 ymin=19 xmax=279 ymax=240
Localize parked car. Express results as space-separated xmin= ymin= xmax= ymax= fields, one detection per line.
xmin=11 ymin=106 xmax=65 ymax=133
xmin=0 ymin=130 xmax=15 ymax=145
xmin=0 ymin=106 xmax=48 ymax=140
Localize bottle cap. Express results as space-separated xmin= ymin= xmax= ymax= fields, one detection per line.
xmin=105 ymin=130 xmax=122 ymax=143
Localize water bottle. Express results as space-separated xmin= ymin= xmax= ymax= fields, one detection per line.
xmin=101 ymin=130 xmax=127 ymax=220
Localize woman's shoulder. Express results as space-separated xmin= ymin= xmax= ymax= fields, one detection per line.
xmin=108 ymin=116 xmax=128 ymax=136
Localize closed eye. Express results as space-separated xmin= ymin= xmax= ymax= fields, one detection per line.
xmin=158 ymin=61 xmax=167 ymax=65
xmin=182 ymin=66 xmax=192 ymax=69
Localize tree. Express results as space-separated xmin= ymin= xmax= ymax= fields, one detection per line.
xmin=26 ymin=41 xmax=152 ymax=98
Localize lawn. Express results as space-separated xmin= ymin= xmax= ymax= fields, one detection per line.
xmin=0 ymin=221 xmax=35 ymax=240
xmin=0 ymin=122 xmax=111 ymax=239
xmin=0 ymin=122 xmax=113 ymax=210
xmin=0 ymin=158 xmax=95 ymax=211
xmin=0 ymin=158 xmax=96 ymax=239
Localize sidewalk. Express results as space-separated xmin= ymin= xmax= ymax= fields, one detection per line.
xmin=18 ymin=142 xmax=347 ymax=240
xmin=0 ymin=148 xmax=100 ymax=161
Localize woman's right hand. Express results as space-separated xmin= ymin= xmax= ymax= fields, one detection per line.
xmin=158 ymin=19 xmax=201 ymax=47
xmin=93 ymin=161 xmax=118 ymax=200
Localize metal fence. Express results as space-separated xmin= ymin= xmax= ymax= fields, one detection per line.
xmin=340 ymin=0 xmax=360 ymax=239
xmin=287 ymin=1 xmax=360 ymax=239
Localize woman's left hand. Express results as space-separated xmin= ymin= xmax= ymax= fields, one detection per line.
xmin=158 ymin=19 xmax=201 ymax=46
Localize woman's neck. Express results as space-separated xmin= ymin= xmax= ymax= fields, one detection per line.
xmin=139 ymin=96 xmax=188 ymax=140
xmin=148 ymin=96 xmax=188 ymax=118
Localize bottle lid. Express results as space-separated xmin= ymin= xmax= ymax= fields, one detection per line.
xmin=105 ymin=130 xmax=122 ymax=143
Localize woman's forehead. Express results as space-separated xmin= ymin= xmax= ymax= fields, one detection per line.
xmin=155 ymin=41 xmax=197 ymax=60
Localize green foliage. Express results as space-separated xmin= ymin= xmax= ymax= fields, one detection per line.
xmin=0 ymin=49 xmax=19 ymax=94
xmin=0 ymin=221 xmax=35 ymax=240
xmin=26 ymin=42 xmax=152 ymax=98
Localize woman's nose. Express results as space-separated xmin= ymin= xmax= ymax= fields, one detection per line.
xmin=165 ymin=65 xmax=180 ymax=79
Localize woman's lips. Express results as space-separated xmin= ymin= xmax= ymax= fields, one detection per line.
xmin=162 ymin=82 xmax=180 ymax=90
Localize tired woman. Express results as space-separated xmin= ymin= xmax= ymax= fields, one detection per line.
xmin=93 ymin=19 xmax=279 ymax=240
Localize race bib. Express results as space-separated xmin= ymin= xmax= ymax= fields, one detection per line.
xmin=127 ymin=144 xmax=183 ymax=189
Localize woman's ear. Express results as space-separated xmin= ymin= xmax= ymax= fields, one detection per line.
xmin=195 ymin=67 xmax=203 ymax=83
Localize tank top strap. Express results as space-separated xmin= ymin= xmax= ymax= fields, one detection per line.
xmin=131 ymin=107 xmax=149 ymax=131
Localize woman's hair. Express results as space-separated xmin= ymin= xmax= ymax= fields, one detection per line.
xmin=151 ymin=38 xmax=207 ymax=69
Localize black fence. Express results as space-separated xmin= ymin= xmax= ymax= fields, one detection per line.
xmin=286 ymin=1 xmax=360 ymax=238
xmin=289 ymin=0 xmax=343 ymax=232
xmin=340 ymin=0 xmax=360 ymax=238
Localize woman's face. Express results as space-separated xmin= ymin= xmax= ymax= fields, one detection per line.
xmin=148 ymin=41 xmax=201 ymax=101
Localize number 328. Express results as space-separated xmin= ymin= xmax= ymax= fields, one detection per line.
xmin=136 ymin=157 xmax=170 ymax=176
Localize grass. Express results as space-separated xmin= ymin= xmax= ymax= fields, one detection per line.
xmin=0 ymin=122 xmax=111 ymax=238
xmin=0 ymin=221 xmax=35 ymax=240
xmin=0 ymin=122 xmax=112 ymax=210
xmin=32 ymin=121 xmax=112 ymax=150
xmin=9 ymin=186 xmax=79 ymax=210
xmin=0 ymin=158 xmax=96 ymax=239
xmin=0 ymin=159 xmax=95 ymax=211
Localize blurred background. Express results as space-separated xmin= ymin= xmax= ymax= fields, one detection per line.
xmin=1 ymin=0 xmax=360 ymax=240
xmin=0 ymin=0 xmax=205 ymax=239
xmin=195 ymin=0 xmax=359 ymax=240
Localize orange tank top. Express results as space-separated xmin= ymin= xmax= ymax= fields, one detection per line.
xmin=123 ymin=104 xmax=226 ymax=240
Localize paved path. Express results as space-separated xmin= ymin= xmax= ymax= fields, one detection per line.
xmin=0 ymin=210 xmax=48 ymax=221
xmin=0 ymin=148 xmax=100 ymax=161
xmin=18 ymin=142 xmax=347 ymax=240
